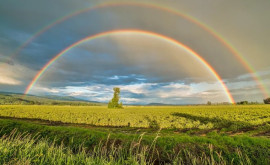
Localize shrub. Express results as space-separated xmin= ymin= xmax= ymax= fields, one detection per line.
xmin=263 ymin=98 xmax=270 ymax=104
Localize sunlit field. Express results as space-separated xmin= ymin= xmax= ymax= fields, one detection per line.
xmin=0 ymin=105 xmax=269 ymax=164
xmin=0 ymin=105 xmax=269 ymax=130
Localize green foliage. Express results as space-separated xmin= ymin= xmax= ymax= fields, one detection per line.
xmin=237 ymin=101 xmax=249 ymax=105
xmin=264 ymin=97 xmax=270 ymax=104
xmin=108 ymin=87 xmax=123 ymax=109
xmin=0 ymin=132 xmax=256 ymax=165
xmin=0 ymin=130 xmax=146 ymax=165
xmin=237 ymin=101 xmax=260 ymax=105
xmin=0 ymin=104 xmax=269 ymax=164
xmin=0 ymin=120 xmax=269 ymax=164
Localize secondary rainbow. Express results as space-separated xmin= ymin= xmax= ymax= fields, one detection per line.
xmin=24 ymin=29 xmax=235 ymax=103
xmin=7 ymin=1 xmax=269 ymax=97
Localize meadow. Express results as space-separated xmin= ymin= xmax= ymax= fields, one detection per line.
xmin=0 ymin=105 xmax=269 ymax=131
xmin=0 ymin=105 xmax=269 ymax=164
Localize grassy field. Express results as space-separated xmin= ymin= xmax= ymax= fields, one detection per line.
xmin=0 ymin=105 xmax=269 ymax=164
xmin=0 ymin=105 xmax=269 ymax=131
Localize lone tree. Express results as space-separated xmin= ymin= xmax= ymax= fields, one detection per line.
xmin=264 ymin=98 xmax=270 ymax=104
xmin=108 ymin=87 xmax=123 ymax=108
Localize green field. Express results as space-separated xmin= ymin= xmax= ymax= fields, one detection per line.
xmin=0 ymin=105 xmax=269 ymax=164
xmin=0 ymin=105 xmax=269 ymax=131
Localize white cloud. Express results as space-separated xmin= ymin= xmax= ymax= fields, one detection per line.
xmin=0 ymin=76 xmax=21 ymax=85
xmin=30 ymin=81 xmax=230 ymax=104
xmin=31 ymin=86 xmax=60 ymax=94
xmin=0 ymin=64 xmax=22 ymax=85
xmin=119 ymin=83 xmax=157 ymax=94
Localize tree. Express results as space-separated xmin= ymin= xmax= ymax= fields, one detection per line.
xmin=207 ymin=101 xmax=211 ymax=105
xmin=237 ymin=101 xmax=248 ymax=105
xmin=264 ymin=98 xmax=270 ymax=104
xmin=108 ymin=87 xmax=123 ymax=108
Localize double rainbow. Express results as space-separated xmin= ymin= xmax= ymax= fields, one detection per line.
xmin=24 ymin=29 xmax=235 ymax=103
xmin=10 ymin=1 xmax=267 ymax=102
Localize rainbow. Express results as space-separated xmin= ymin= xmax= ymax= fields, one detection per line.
xmin=7 ymin=2 xmax=269 ymax=97
xmin=24 ymin=29 xmax=235 ymax=103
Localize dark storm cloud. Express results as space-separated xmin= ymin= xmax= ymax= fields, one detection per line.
xmin=34 ymin=35 xmax=217 ymax=89
xmin=0 ymin=0 xmax=94 ymax=32
xmin=0 ymin=0 xmax=245 ymax=78
xmin=0 ymin=0 xmax=269 ymax=103
xmin=0 ymin=0 xmax=104 ymax=71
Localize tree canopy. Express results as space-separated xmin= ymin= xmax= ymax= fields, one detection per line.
xmin=108 ymin=87 xmax=123 ymax=108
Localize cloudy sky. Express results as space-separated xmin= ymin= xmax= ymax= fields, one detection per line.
xmin=0 ymin=0 xmax=269 ymax=104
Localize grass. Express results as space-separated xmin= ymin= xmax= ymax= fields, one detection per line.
xmin=0 ymin=105 xmax=269 ymax=164
xmin=0 ymin=118 xmax=269 ymax=164
xmin=0 ymin=105 xmax=269 ymax=131
xmin=0 ymin=129 xmax=255 ymax=165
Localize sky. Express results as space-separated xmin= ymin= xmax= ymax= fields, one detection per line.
xmin=0 ymin=0 xmax=270 ymax=104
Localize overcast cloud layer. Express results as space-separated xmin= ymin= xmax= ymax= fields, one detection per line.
xmin=0 ymin=0 xmax=269 ymax=104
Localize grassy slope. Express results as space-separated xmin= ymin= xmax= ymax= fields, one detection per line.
xmin=0 ymin=118 xmax=269 ymax=164
xmin=0 ymin=93 xmax=103 ymax=106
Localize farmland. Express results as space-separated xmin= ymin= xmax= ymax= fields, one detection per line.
xmin=0 ymin=105 xmax=269 ymax=131
xmin=0 ymin=105 xmax=269 ymax=164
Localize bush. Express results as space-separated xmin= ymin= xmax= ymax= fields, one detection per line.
xmin=264 ymin=98 xmax=270 ymax=104
xmin=237 ymin=101 xmax=248 ymax=105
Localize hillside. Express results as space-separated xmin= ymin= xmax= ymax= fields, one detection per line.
xmin=0 ymin=92 xmax=102 ymax=106
xmin=147 ymin=102 xmax=172 ymax=106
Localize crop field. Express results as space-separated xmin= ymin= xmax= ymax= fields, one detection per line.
xmin=0 ymin=105 xmax=269 ymax=131
xmin=0 ymin=105 xmax=269 ymax=164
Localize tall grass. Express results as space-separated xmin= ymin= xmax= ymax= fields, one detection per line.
xmin=0 ymin=129 xmax=253 ymax=165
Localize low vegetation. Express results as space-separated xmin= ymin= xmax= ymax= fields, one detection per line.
xmin=0 ymin=130 xmax=255 ymax=165
xmin=0 ymin=105 xmax=269 ymax=131
xmin=0 ymin=104 xmax=269 ymax=164
xmin=0 ymin=119 xmax=269 ymax=164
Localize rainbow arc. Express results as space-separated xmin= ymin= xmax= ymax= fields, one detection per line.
xmin=4 ymin=1 xmax=265 ymax=99
xmin=24 ymin=29 xmax=235 ymax=103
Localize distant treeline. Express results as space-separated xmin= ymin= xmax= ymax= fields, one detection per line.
xmin=236 ymin=101 xmax=261 ymax=105
xmin=206 ymin=101 xmax=264 ymax=105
